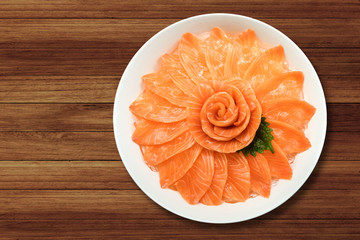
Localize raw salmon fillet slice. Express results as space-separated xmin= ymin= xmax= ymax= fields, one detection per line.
xmin=132 ymin=119 xmax=188 ymax=145
xmin=268 ymin=119 xmax=311 ymax=156
xmin=255 ymin=71 xmax=304 ymax=103
xmin=243 ymin=45 xmax=288 ymax=90
xmin=224 ymin=29 xmax=264 ymax=80
xmin=178 ymin=32 xmax=211 ymax=84
xmin=262 ymin=98 xmax=316 ymax=130
xmin=175 ymin=149 xmax=215 ymax=204
xmin=161 ymin=53 xmax=196 ymax=95
xmin=140 ymin=131 xmax=196 ymax=166
xmin=143 ymin=72 xmax=188 ymax=107
xmin=200 ymin=152 xmax=228 ymax=205
xmin=158 ymin=143 xmax=203 ymax=188
xmin=205 ymin=27 xmax=233 ymax=81
xmin=262 ymin=141 xmax=292 ymax=180
xmin=129 ymin=89 xmax=187 ymax=123
xmin=223 ymin=153 xmax=251 ymax=202
xmin=246 ymin=154 xmax=271 ymax=198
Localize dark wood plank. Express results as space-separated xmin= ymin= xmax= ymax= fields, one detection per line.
xmin=0 ymin=189 xmax=358 ymax=240
xmin=0 ymin=219 xmax=358 ymax=239
xmin=321 ymin=76 xmax=360 ymax=103
xmin=326 ymin=104 xmax=360 ymax=131
xmin=0 ymin=76 xmax=359 ymax=104
xmin=0 ymin=19 xmax=358 ymax=49
xmin=0 ymin=47 xmax=358 ymax=76
xmin=0 ymin=76 xmax=119 ymax=103
xmin=0 ymin=103 xmax=358 ymax=131
xmin=0 ymin=132 xmax=119 ymax=161
xmin=0 ymin=0 xmax=359 ymax=19
xmin=0 ymin=234 xmax=356 ymax=240
xmin=0 ymin=104 xmax=113 ymax=131
xmin=0 ymin=190 xmax=358 ymax=221
xmin=0 ymin=160 xmax=358 ymax=190
xmin=0 ymin=131 xmax=358 ymax=161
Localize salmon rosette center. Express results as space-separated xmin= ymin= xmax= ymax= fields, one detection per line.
xmin=129 ymin=27 xmax=316 ymax=205
xmin=187 ymin=80 xmax=262 ymax=153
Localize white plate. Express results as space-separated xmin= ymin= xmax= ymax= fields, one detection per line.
xmin=113 ymin=13 xmax=327 ymax=224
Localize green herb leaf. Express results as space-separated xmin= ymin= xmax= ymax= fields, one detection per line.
xmin=238 ymin=116 xmax=275 ymax=157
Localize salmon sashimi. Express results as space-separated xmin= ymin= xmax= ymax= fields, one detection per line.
xmin=246 ymin=154 xmax=271 ymax=198
xmin=158 ymin=143 xmax=203 ymax=188
xmin=129 ymin=27 xmax=316 ymax=205
xmin=175 ymin=149 xmax=215 ymax=204
xmin=205 ymin=27 xmax=233 ymax=81
xmin=161 ymin=53 xmax=196 ymax=95
xmin=223 ymin=153 xmax=251 ymax=202
xmin=262 ymin=141 xmax=292 ymax=180
xmin=200 ymin=152 xmax=228 ymax=205
xmin=201 ymin=87 xmax=249 ymax=141
xmin=187 ymin=80 xmax=259 ymax=153
xmin=268 ymin=119 xmax=311 ymax=156
xmin=255 ymin=71 xmax=304 ymax=103
xmin=243 ymin=45 xmax=288 ymax=90
xmin=140 ymin=131 xmax=196 ymax=166
xmin=129 ymin=89 xmax=187 ymax=123
xmin=132 ymin=119 xmax=188 ymax=145
xmin=224 ymin=29 xmax=264 ymax=80
xmin=262 ymin=98 xmax=316 ymax=130
xmin=178 ymin=32 xmax=211 ymax=84
xmin=142 ymin=72 xmax=188 ymax=107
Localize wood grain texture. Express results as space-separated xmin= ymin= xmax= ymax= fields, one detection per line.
xmin=0 ymin=0 xmax=359 ymax=19
xmin=0 ymin=19 xmax=358 ymax=49
xmin=0 ymin=0 xmax=359 ymax=239
xmin=0 ymin=47 xmax=358 ymax=77
xmin=0 ymin=76 xmax=119 ymax=103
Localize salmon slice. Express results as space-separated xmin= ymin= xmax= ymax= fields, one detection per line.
xmin=205 ymin=27 xmax=233 ymax=81
xmin=262 ymin=98 xmax=316 ymax=130
xmin=161 ymin=53 xmax=196 ymax=95
xmin=200 ymin=152 xmax=228 ymax=205
xmin=140 ymin=131 xmax=195 ymax=166
xmin=262 ymin=141 xmax=292 ymax=180
xmin=225 ymin=79 xmax=262 ymax=145
xmin=178 ymin=32 xmax=211 ymax=83
xmin=158 ymin=143 xmax=203 ymax=188
xmin=246 ymin=154 xmax=271 ymax=198
xmin=243 ymin=45 xmax=288 ymax=90
xmin=187 ymin=81 xmax=255 ymax=153
xmin=142 ymin=72 xmax=188 ymax=107
xmin=222 ymin=153 xmax=251 ymax=202
xmin=175 ymin=149 xmax=215 ymax=204
xmin=268 ymin=119 xmax=311 ymax=156
xmin=224 ymin=29 xmax=264 ymax=80
xmin=132 ymin=119 xmax=188 ymax=145
xmin=129 ymin=90 xmax=187 ymax=123
xmin=255 ymin=71 xmax=304 ymax=103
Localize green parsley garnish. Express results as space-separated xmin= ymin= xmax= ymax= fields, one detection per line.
xmin=238 ymin=116 xmax=274 ymax=157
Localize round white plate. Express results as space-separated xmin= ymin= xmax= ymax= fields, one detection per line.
xmin=113 ymin=13 xmax=327 ymax=224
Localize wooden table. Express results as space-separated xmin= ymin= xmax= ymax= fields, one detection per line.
xmin=0 ymin=1 xmax=359 ymax=239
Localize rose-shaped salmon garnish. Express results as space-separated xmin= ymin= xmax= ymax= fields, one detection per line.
xmin=187 ymin=80 xmax=261 ymax=153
